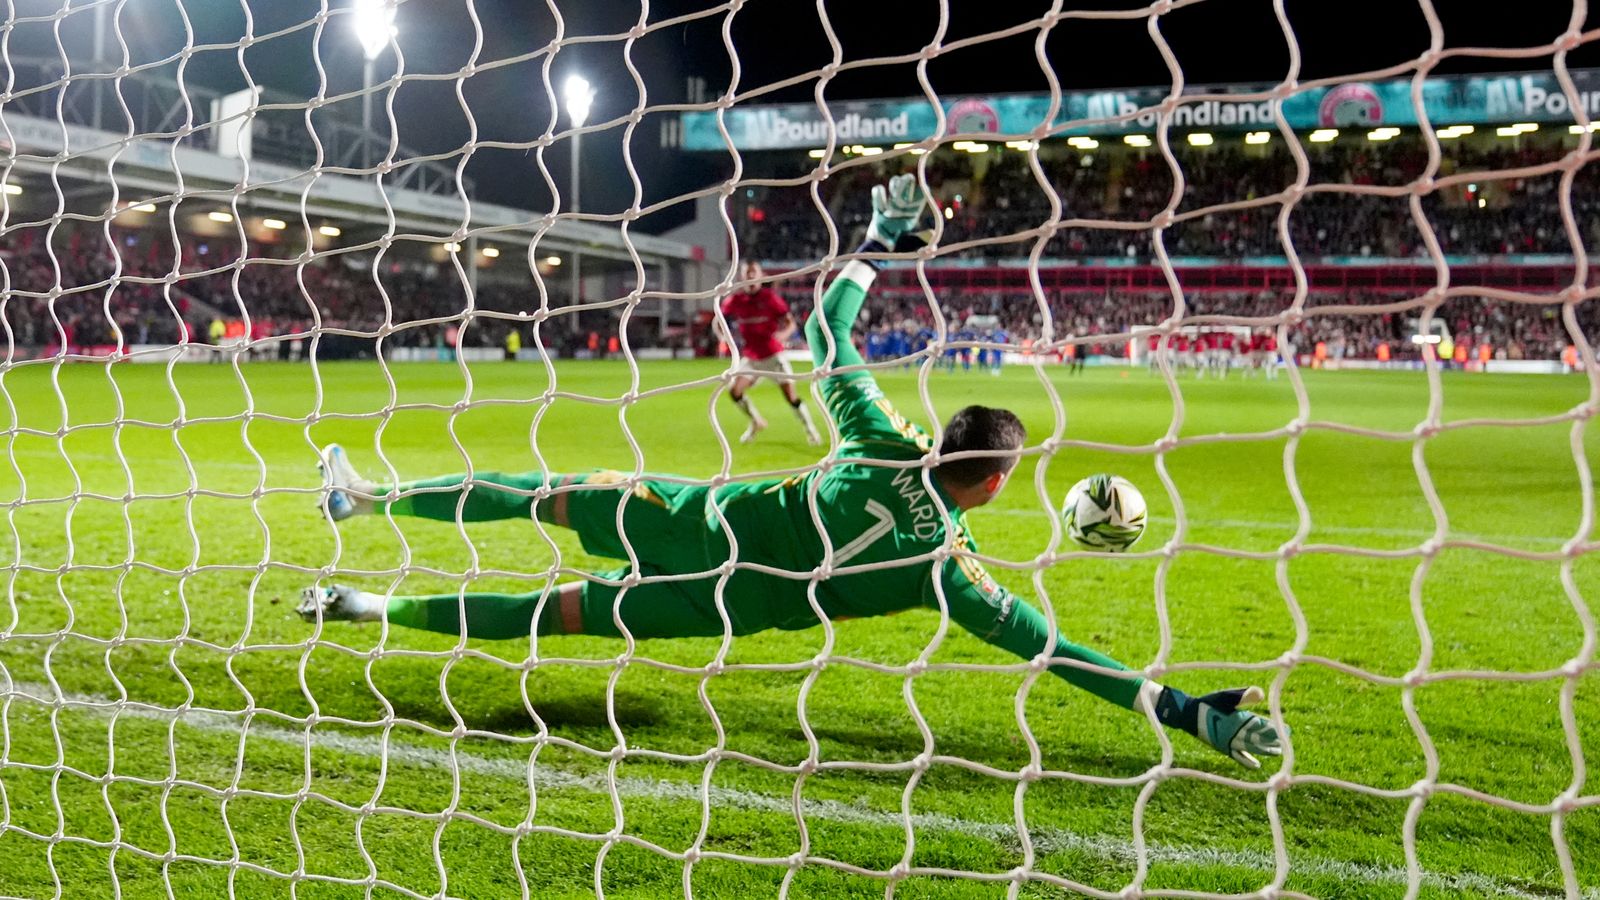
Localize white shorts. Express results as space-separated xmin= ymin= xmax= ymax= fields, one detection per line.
xmin=734 ymin=354 xmax=793 ymax=378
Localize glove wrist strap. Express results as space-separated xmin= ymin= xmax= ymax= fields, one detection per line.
xmin=1153 ymin=686 xmax=1199 ymax=736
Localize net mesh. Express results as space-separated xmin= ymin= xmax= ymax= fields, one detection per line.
xmin=0 ymin=0 xmax=1597 ymax=897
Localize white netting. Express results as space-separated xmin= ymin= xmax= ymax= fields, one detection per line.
xmin=1 ymin=0 xmax=1597 ymax=898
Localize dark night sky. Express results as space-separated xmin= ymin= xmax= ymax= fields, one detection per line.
xmin=16 ymin=0 xmax=1600 ymax=232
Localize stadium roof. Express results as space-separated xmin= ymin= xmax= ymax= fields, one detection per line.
xmin=0 ymin=60 xmax=696 ymax=267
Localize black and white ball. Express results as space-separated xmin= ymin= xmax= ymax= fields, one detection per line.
xmin=1062 ymin=474 xmax=1148 ymax=552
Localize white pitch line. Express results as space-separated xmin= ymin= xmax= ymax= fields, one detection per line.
xmin=5 ymin=450 xmax=1580 ymax=547
xmin=990 ymin=508 xmax=1578 ymax=546
xmin=3 ymin=448 xmax=295 ymax=475
xmin=1 ymin=681 xmax=1591 ymax=900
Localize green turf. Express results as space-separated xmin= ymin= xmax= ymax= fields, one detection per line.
xmin=0 ymin=358 xmax=1595 ymax=899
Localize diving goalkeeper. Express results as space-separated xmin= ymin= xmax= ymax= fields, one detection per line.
xmin=299 ymin=176 xmax=1283 ymax=769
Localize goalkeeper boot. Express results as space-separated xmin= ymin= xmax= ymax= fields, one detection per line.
xmin=318 ymin=444 xmax=371 ymax=521
xmin=296 ymin=584 xmax=378 ymax=623
xmin=1153 ymin=685 xmax=1285 ymax=769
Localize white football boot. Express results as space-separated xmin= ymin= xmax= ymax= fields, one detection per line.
xmin=296 ymin=584 xmax=369 ymax=623
xmin=318 ymin=444 xmax=370 ymax=521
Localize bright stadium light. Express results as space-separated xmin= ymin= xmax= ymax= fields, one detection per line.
xmin=443 ymin=241 xmax=462 ymax=253
xmin=544 ymin=255 xmax=562 ymax=266
xmin=1187 ymin=132 xmax=1213 ymax=146
xmin=1367 ymin=127 xmax=1401 ymax=141
xmin=481 ymin=246 xmax=500 ymax=258
xmin=2 ymin=183 xmax=22 ymax=196
xmin=952 ymin=141 xmax=989 ymax=153
xmin=262 ymin=218 xmax=287 ymax=230
xmin=319 ymin=225 xmax=342 ymax=237
xmin=352 ymin=0 xmax=396 ymax=61
xmin=807 ymin=149 xmax=827 ymax=158
xmin=1309 ymin=128 xmax=1338 ymax=142
xmin=563 ymin=74 xmax=596 ymax=316
xmin=1124 ymin=134 xmax=1152 ymax=147
xmin=1495 ymin=125 xmax=1521 ymax=137
xmin=131 ymin=202 xmax=156 ymax=212
xmin=857 ymin=146 xmax=884 ymax=156
xmin=1244 ymin=131 xmax=1271 ymax=145
xmin=1571 ymin=123 xmax=1600 ymax=134
xmin=352 ymin=0 xmax=397 ymax=144
xmin=207 ymin=211 xmax=233 ymax=223
xmin=1067 ymin=136 xmax=1098 ymax=149
xmin=564 ymin=75 xmax=595 ymax=129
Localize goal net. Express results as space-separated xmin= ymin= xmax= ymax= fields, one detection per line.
xmin=1 ymin=1 xmax=1596 ymax=898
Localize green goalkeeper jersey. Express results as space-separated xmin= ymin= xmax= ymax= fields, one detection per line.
xmin=705 ymin=371 xmax=1110 ymax=689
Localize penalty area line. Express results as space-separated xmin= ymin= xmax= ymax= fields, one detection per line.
xmin=0 ymin=680 xmax=1589 ymax=900
xmin=991 ymin=508 xmax=1576 ymax=546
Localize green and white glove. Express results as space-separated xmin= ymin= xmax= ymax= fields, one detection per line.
xmin=866 ymin=173 xmax=927 ymax=247
xmin=1154 ymin=685 xmax=1284 ymax=769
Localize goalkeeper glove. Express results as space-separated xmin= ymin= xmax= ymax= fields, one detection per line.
xmin=1153 ymin=685 xmax=1284 ymax=769
xmin=866 ymin=173 xmax=928 ymax=247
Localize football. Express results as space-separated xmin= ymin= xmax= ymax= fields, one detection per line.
xmin=1062 ymin=474 xmax=1148 ymax=552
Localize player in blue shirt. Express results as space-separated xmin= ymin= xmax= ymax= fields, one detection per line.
xmin=989 ymin=326 xmax=1010 ymax=376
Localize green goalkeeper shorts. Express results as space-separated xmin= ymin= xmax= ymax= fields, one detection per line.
xmin=560 ymin=472 xmax=809 ymax=639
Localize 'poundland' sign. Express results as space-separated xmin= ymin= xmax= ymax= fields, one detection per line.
xmin=677 ymin=68 xmax=1600 ymax=151
xmin=751 ymin=109 xmax=910 ymax=145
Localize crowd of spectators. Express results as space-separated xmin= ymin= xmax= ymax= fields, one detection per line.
xmin=741 ymin=134 xmax=1600 ymax=263
xmin=1 ymin=227 xmax=544 ymax=357
xmin=5 ymin=223 xmax=1592 ymax=362
xmin=3 ymin=228 xmax=190 ymax=349
xmin=773 ymin=287 xmax=1598 ymax=364
xmin=5 ymin=130 xmax=1596 ymax=365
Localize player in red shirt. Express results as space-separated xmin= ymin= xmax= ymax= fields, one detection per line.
xmin=720 ymin=260 xmax=821 ymax=445
xmin=1251 ymin=331 xmax=1279 ymax=380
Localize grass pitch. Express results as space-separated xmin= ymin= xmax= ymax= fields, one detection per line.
xmin=0 ymin=357 xmax=1596 ymax=899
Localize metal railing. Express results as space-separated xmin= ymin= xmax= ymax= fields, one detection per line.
xmin=3 ymin=55 xmax=468 ymax=198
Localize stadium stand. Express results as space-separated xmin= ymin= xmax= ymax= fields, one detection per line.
xmin=741 ymin=134 xmax=1600 ymax=262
